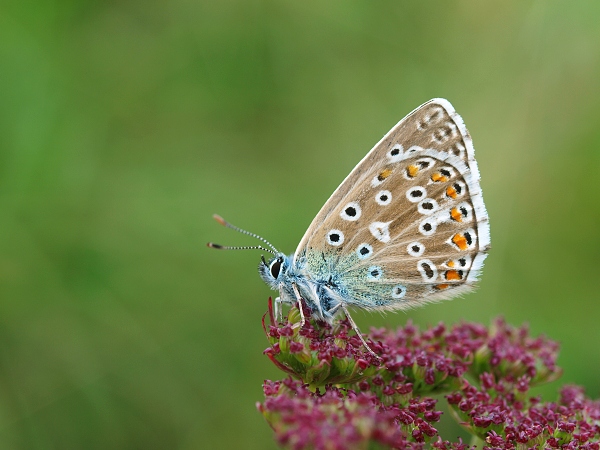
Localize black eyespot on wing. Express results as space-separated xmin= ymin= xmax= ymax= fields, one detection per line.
xmin=421 ymin=262 xmax=434 ymax=279
xmin=390 ymin=148 xmax=400 ymax=156
xmin=391 ymin=285 xmax=406 ymax=298
xmin=329 ymin=233 xmax=340 ymax=242
xmin=464 ymin=232 xmax=473 ymax=245
xmin=345 ymin=206 xmax=357 ymax=217
xmin=356 ymin=243 xmax=373 ymax=259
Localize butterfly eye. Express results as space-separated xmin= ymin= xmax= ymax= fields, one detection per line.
xmin=270 ymin=258 xmax=283 ymax=279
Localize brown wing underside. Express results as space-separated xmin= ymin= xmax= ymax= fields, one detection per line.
xmin=296 ymin=99 xmax=479 ymax=252
xmin=295 ymin=99 xmax=490 ymax=309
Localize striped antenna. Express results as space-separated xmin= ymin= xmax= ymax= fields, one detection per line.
xmin=206 ymin=242 xmax=275 ymax=254
xmin=207 ymin=214 xmax=279 ymax=254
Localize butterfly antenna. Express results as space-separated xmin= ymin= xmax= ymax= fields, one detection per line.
xmin=207 ymin=214 xmax=279 ymax=254
xmin=206 ymin=243 xmax=276 ymax=254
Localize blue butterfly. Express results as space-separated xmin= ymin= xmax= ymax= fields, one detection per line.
xmin=209 ymin=99 xmax=490 ymax=356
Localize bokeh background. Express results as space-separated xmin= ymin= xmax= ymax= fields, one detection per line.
xmin=1 ymin=1 xmax=599 ymax=448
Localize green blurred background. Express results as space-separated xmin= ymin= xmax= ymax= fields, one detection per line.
xmin=1 ymin=1 xmax=599 ymax=448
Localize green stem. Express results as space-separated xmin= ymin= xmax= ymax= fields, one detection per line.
xmin=469 ymin=434 xmax=484 ymax=448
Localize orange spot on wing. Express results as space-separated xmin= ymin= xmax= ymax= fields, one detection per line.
xmin=431 ymin=172 xmax=449 ymax=183
xmin=450 ymin=208 xmax=462 ymax=222
xmin=378 ymin=168 xmax=393 ymax=181
xmin=435 ymin=284 xmax=450 ymax=290
xmin=445 ymin=270 xmax=462 ymax=281
xmin=452 ymin=233 xmax=469 ymax=250
xmin=406 ymin=165 xmax=419 ymax=178
xmin=446 ymin=186 xmax=457 ymax=199
xmin=447 ymin=260 xmax=455 ymax=268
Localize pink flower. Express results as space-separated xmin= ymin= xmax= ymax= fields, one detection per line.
xmin=258 ymin=299 xmax=599 ymax=449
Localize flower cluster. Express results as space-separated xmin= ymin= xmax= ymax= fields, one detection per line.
xmin=258 ymin=378 xmax=470 ymax=450
xmin=262 ymin=298 xmax=380 ymax=386
xmin=257 ymin=299 xmax=599 ymax=449
xmin=449 ymin=382 xmax=600 ymax=449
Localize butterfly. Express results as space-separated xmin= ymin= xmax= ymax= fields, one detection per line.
xmin=208 ymin=99 xmax=490 ymax=357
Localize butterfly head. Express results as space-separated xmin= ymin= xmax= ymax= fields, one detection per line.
xmin=208 ymin=214 xmax=290 ymax=290
xmin=259 ymin=253 xmax=290 ymax=290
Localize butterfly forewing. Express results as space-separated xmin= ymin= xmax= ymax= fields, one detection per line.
xmin=295 ymin=99 xmax=490 ymax=312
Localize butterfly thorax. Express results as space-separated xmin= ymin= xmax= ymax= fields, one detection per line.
xmin=259 ymin=253 xmax=343 ymax=322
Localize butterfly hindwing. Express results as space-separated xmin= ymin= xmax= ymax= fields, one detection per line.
xmin=296 ymin=99 xmax=490 ymax=311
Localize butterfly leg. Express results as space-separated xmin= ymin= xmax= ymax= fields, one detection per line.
xmin=339 ymin=303 xmax=380 ymax=360
xmin=276 ymin=282 xmax=290 ymax=323
xmin=274 ymin=296 xmax=283 ymax=324
xmin=291 ymin=283 xmax=306 ymax=329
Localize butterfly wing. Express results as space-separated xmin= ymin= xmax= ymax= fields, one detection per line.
xmin=294 ymin=99 xmax=490 ymax=311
